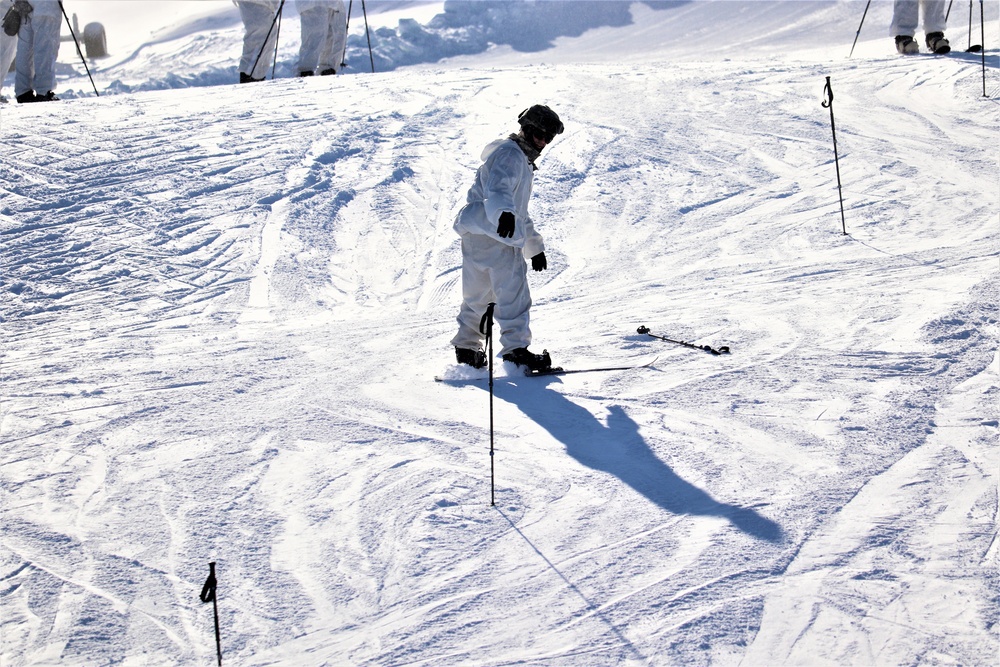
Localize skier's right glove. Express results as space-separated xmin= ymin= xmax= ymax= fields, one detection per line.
xmin=497 ymin=211 xmax=515 ymax=238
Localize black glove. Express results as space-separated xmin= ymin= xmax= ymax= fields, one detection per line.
xmin=497 ymin=211 xmax=515 ymax=238
xmin=531 ymin=252 xmax=547 ymax=271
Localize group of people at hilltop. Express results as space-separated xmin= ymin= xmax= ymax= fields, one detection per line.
xmin=1 ymin=0 xmax=349 ymax=102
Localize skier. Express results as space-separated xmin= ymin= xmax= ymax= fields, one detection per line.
xmin=235 ymin=0 xmax=280 ymax=83
xmin=13 ymin=0 xmax=61 ymax=103
xmin=451 ymin=105 xmax=564 ymax=372
xmin=296 ymin=0 xmax=347 ymax=77
xmin=891 ymin=0 xmax=950 ymax=54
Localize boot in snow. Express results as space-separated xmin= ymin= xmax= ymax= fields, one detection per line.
xmin=502 ymin=347 xmax=552 ymax=371
xmin=925 ymin=32 xmax=950 ymax=54
xmin=895 ymin=35 xmax=919 ymax=54
xmin=455 ymin=347 xmax=487 ymax=369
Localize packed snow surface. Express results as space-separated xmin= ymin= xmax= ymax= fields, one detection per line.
xmin=1 ymin=1 xmax=998 ymax=665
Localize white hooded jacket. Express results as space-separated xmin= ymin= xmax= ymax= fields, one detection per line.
xmin=453 ymin=137 xmax=545 ymax=259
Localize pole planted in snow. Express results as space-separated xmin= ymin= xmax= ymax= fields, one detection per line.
xmin=479 ymin=303 xmax=497 ymax=506
xmin=979 ymin=0 xmax=987 ymax=97
xmin=822 ymin=77 xmax=847 ymax=235
xmin=848 ymin=0 xmax=871 ymax=58
xmin=361 ymin=0 xmax=375 ymax=73
xmin=58 ymin=1 xmax=98 ymax=96
xmin=251 ymin=0 xmax=285 ymax=81
xmin=199 ymin=562 xmax=222 ymax=666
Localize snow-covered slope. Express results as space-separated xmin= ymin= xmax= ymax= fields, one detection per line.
xmin=2 ymin=2 xmax=998 ymax=665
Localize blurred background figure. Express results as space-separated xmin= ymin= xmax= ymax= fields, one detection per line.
xmin=296 ymin=0 xmax=347 ymax=77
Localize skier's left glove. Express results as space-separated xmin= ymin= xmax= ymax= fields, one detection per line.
xmin=497 ymin=211 xmax=515 ymax=238
xmin=531 ymin=252 xmax=547 ymax=271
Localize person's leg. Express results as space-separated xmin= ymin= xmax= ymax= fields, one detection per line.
xmin=298 ymin=6 xmax=324 ymax=74
xmin=921 ymin=0 xmax=948 ymax=34
xmin=29 ymin=13 xmax=60 ymax=95
xmin=15 ymin=18 xmax=36 ymax=98
xmin=890 ymin=0 xmax=919 ymax=36
xmin=451 ymin=235 xmax=497 ymax=353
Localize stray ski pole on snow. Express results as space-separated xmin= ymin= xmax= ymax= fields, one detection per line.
xmin=848 ymin=0 xmax=871 ymax=58
xmin=199 ymin=562 xmax=222 ymax=666
xmin=479 ymin=303 xmax=497 ymax=506
xmin=58 ymin=1 xmax=98 ymax=96
xmin=637 ymin=326 xmax=730 ymax=356
xmin=822 ymin=76 xmax=848 ymax=235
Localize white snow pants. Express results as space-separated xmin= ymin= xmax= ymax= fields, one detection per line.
xmin=237 ymin=0 xmax=280 ymax=79
xmin=15 ymin=3 xmax=61 ymax=97
xmin=298 ymin=3 xmax=347 ymax=74
xmin=890 ymin=0 xmax=947 ymax=37
xmin=0 ymin=27 xmax=17 ymax=93
xmin=451 ymin=233 xmax=533 ymax=356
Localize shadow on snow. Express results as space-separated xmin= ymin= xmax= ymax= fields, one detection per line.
xmin=491 ymin=376 xmax=784 ymax=544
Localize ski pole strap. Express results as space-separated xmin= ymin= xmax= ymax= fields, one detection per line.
xmin=822 ymin=76 xmax=833 ymax=108
xmin=479 ymin=303 xmax=495 ymax=336
xmin=199 ymin=562 xmax=217 ymax=603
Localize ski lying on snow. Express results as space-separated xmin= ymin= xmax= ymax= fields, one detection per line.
xmin=527 ymin=356 xmax=659 ymax=377
xmin=435 ymin=357 xmax=658 ymax=382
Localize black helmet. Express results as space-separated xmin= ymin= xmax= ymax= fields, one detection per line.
xmin=518 ymin=105 xmax=564 ymax=141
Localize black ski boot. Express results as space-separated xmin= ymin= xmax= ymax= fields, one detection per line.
xmin=925 ymin=31 xmax=950 ymax=54
xmin=502 ymin=347 xmax=552 ymax=372
xmin=455 ymin=347 xmax=487 ymax=369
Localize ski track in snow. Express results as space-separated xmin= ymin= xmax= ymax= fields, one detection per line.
xmin=1 ymin=2 xmax=998 ymax=665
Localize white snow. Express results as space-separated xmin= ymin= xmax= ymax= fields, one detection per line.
xmin=1 ymin=1 xmax=998 ymax=665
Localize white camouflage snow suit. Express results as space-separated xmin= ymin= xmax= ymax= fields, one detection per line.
xmin=236 ymin=0 xmax=280 ymax=80
xmin=451 ymin=137 xmax=545 ymax=356
xmin=14 ymin=0 xmax=61 ymax=100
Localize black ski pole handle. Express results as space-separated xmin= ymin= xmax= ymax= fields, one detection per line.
xmin=821 ymin=76 xmax=833 ymax=109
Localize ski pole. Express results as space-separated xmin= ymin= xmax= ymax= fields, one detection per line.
xmin=271 ymin=0 xmax=284 ymax=80
xmin=637 ymin=326 xmax=730 ymax=356
xmin=199 ymin=562 xmax=222 ymax=666
xmin=822 ymin=76 xmax=847 ymax=235
xmin=250 ymin=0 xmax=285 ymax=80
xmin=848 ymin=0 xmax=871 ymax=59
xmin=479 ymin=303 xmax=497 ymax=506
xmin=965 ymin=0 xmax=983 ymax=52
xmin=979 ymin=0 xmax=987 ymax=97
xmin=340 ymin=0 xmax=351 ymax=69
xmin=361 ymin=0 xmax=374 ymax=73
xmin=58 ymin=1 xmax=98 ymax=96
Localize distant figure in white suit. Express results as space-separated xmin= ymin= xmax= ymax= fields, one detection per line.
xmin=296 ymin=0 xmax=347 ymax=77
xmin=236 ymin=0 xmax=280 ymax=83
xmin=891 ymin=0 xmax=950 ymax=54
xmin=14 ymin=0 xmax=61 ymax=102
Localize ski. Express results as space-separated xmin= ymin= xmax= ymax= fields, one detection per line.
xmin=526 ymin=356 xmax=658 ymax=377
xmin=637 ymin=326 xmax=730 ymax=355
xmin=435 ymin=356 xmax=658 ymax=382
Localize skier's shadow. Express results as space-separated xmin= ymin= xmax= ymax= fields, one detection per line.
xmin=491 ymin=377 xmax=783 ymax=543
